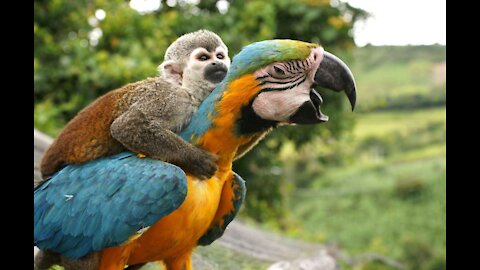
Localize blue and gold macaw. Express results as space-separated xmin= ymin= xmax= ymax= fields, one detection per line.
xmin=34 ymin=39 xmax=356 ymax=270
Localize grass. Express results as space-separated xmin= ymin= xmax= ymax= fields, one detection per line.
xmin=351 ymin=45 xmax=446 ymax=112
xmin=352 ymin=107 xmax=445 ymax=140
xmin=290 ymin=156 xmax=446 ymax=270
xmin=352 ymin=107 xmax=446 ymax=165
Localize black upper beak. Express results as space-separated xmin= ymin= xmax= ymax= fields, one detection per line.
xmin=314 ymin=51 xmax=357 ymax=111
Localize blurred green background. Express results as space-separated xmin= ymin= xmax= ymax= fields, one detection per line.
xmin=34 ymin=0 xmax=446 ymax=269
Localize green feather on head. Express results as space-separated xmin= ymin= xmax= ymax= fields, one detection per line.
xmin=226 ymin=40 xmax=319 ymax=81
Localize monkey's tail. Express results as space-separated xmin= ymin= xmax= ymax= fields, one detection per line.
xmin=37 ymin=150 xmax=66 ymax=188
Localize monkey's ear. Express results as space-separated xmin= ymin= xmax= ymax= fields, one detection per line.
xmin=159 ymin=60 xmax=183 ymax=86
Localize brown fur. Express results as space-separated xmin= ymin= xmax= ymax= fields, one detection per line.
xmin=60 ymin=252 xmax=101 ymax=270
xmin=39 ymin=77 xmax=217 ymax=180
xmin=34 ymin=250 xmax=100 ymax=270
xmin=34 ymin=250 xmax=61 ymax=270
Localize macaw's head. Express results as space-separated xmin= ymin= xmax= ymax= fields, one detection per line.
xmin=222 ymin=39 xmax=356 ymax=134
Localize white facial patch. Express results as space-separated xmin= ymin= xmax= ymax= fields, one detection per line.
xmin=215 ymin=47 xmax=230 ymax=68
xmin=188 ymin=48 xmax=211 ymax=71
xmin=252 ymin=86 xmax=311 ymax=122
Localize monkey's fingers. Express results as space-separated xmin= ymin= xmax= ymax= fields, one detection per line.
xmin=185 ymin=159 xmax=217 ymax=180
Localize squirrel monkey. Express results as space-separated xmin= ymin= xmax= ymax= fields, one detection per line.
xmin=39 ymin=30 xmax=230 ymax=182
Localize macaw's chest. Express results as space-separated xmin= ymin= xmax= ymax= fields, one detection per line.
xmin=125 ymin=172 xmax=229 ymax=264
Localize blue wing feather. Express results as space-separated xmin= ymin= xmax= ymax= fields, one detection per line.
xmin=197 ymin=172 xmax=246 ymax=246
xmin=34 ymin=152 xmax=187 ymax=259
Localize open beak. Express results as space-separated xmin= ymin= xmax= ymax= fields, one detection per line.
xmin=290 ymin=50 xmax=357 ymax=125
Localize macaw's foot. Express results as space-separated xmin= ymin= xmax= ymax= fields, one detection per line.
xmin=137 ymin=153 xmax=146 ymax=158
xmin=125 ymin=263 xmax=147 ymax=270
xmin=125 ymin=261 xmax=164 ymax=270
xmin=164 ymin=252 xmax=192 ymax=270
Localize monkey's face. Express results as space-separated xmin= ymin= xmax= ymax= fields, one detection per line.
xmin=183 ymin=46 xmax=231 ymax=89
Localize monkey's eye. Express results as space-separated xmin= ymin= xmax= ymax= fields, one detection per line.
xmin=216 ymin=53 xmax=224 ymax=60
xmin=198 ymin=54 xmax=209 ymax=61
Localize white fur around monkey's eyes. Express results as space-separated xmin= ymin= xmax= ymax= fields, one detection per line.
xmin=198 ymin=54 xmax=209 ymax=61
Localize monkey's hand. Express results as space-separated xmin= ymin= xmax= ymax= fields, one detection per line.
xmin=179 ymin=147 xmax=218 ymax=180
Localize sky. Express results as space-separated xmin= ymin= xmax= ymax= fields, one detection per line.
xmin=345 ymin=0 xmax=446 ymax=46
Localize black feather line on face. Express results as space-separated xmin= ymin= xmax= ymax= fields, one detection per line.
xmin=286 ymin=62 xmax=294 ymax=72
xmin=256 ymin=75 xmax=269 ymax=79
xmin=259 ymin=76 xmax=307 ymax=92
xmin=258 ymin=74 xmax=304 ymax=86
xmin=235 ymin=97 xmax=278 ymax=135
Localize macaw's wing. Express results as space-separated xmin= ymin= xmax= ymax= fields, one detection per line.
xmin=34 ymin=152 xmax=187 ymax=259
xmin=197 ymin=172 xmax=246 ymax=246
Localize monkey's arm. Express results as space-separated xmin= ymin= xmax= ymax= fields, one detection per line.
xmin=111 ymin=100 xmax=217 ymax=179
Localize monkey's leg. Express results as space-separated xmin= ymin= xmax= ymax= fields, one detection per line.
xmin=60 ymin=252 xmax=101 ymax=270
xmin=34 ymin=250 xmax=61 ymax=270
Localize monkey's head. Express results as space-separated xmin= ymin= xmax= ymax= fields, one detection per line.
xmin=159 ymin=30 xmax=230 ymax=101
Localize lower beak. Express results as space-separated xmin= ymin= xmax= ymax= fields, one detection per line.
xmin=289 ymin=89 xmax=329 ymax=124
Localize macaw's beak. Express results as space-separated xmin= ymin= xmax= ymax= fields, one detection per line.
xmin=315 ymin=51 xmax=356 ymax=111
xmin=290 ymin=51 xmax=356 ymax=125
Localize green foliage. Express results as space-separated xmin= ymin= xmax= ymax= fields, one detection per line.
xmin=353 ymin=45 xmax=446 ymax=69
xmin=34 ymin=95 xmax=84 ymax=136
xmin=393 ymin=175 xmax=427 ymax=200
xmin=351 ymin=45 xmax=446 ymax=112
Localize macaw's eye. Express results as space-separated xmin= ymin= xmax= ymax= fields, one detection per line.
xmin=216 ymin=53 xmax=224 ymax=60
xmin=198 ymin=54 xmax=209 ymax=61
xmin=273 ymin=66 xmax=285 ymax=76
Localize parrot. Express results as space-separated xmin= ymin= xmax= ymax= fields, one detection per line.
xmin=34 ymin=39 xmax=356 ymax=270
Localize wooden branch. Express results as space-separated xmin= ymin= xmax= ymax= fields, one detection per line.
xmin=340 ymin=252 xmax=406 ymax=270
